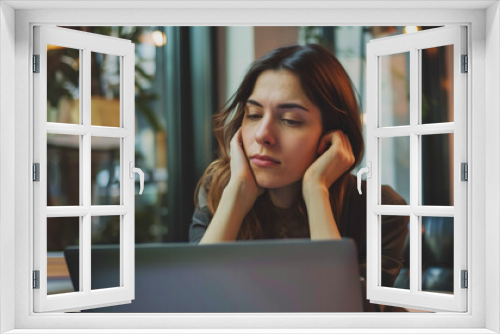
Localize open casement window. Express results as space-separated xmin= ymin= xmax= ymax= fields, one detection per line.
xmin=363 ymin=26 xmax=467 ymax=312
xmin=33 ymin=26 xmax=141 ymax=312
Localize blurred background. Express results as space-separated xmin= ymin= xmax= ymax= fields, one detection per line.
xmin=45 ymin=26 xmax=454 ymax=305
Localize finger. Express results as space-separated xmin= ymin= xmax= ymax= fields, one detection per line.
xmin=317 ymin=130 xmax=336 ymax=155
xmin=230 ymin=130 xmax=244 ymax=160
xmin=231 ymin=128 xmax=244 ymax=150
xmin=333 ymin=131 xmax=347 ymax=150
xmin=235 ymin=128 xmax=242 ymax=144
xmin=317 ymin=133 xmax=330 ymax=155
xmin=329 ymin=131 xmax=344 ymax=151
xmin=230 ymin=129 xmax=238 ymax=146
xmin=339 ymin=131 xmax=348 ymax=149
xmin=342 ymin=132 xmax=353 ymax=153
xmin=341 ymin=132 xmax=355 ymax=165
xmin=236 ymin=127 xmax=243 ymax=142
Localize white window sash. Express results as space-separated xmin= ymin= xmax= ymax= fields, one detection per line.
xmin=33 ymin=25 xmax=136 ymax=313
xmin=366 ymin=25 xmax=467 ymax=312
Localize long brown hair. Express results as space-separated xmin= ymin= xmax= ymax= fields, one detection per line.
xmin=194 ymin=44 xmax=364 ymax=240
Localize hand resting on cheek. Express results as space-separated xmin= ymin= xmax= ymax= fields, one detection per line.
xmin=228 ymin=127 xmax=265 ymax=202
xmin=303 ymin=130 xmax=355 ymax=191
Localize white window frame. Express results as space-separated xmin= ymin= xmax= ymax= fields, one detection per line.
xmin=0 ymin=1 xmax=498 ymax=333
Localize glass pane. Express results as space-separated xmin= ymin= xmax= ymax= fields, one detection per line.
xmin=47 ymin=217 xmax=80 ymax=295
xmin=421 ymin=216 xmax=454 ymax=294
xmin=91 ymin=137 xmax=120 ymax=205
xmin=91 ymin=52 xmax=121 ymax=127
xmin=381 ymin=137 xmax=410 ymax=205
xmin=47 ymin=134 xmax=80 ymax=206
xmin=421 ymin=45 xmax=454 ymax=124
xmin=47 ymin=45 xmax=80 ymax=124
xmin=91 ymin=216 xmax=121 ymax=290
xmin=381 ymin=215 xmax=410 ymax=290
xmin=380 ymin=52 xmax=410 ymax=127
xmin=421 ymin=134 xmax=454 ymax=206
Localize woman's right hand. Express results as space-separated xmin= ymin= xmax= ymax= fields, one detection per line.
xmin=199 ymin=128 xmax=264 ymax=244
xmin=227 ymin=128 xmax=265 ymax=202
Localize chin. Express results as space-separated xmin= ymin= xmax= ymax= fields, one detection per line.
xmin=255 ymin=176 xmax=297 ymax=189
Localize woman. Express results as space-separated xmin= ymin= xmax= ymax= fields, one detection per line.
xmin=189 ymin=44 xmax=408 ymax=311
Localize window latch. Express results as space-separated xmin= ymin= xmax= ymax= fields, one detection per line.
xmin=129 ymin=162 xmax=144 ymax=195
xmin=356 ymin=162 xmax=372 ymax=195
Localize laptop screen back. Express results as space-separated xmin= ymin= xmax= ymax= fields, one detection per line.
xmin=64 ymin=239 xmax=363 ymax=312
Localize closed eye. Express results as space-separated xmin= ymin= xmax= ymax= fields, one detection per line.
xmin=246 ymin=113 xmax=262 ymax=120
xmin=283 ymin=119 xmax=302 ymax=126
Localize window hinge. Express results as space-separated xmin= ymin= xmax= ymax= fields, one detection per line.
xmin=461 ymin=54 xmax=468 ymax=73
xmin=33 ymin=163 xmax=40 ymax=182
xmin=33 ymin=270 xmax=40 ymax=289
xmin=461 ymin=163 xmax=468 ymax=181
xmin=461 ymin=270 xmax=468 ymax=289
xmin=33 ymin=54 xmax=40 ymax=73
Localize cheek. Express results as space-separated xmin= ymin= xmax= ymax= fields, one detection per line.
xmin=303 ymin=140 xmax=320 ymax=163
xmin=285 ymin=136 xmax=320 ymax=168
xmin=240 ymin=124 xmax=253 ymax=152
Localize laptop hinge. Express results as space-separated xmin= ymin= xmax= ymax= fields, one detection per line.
xmin=33 ymin=270 xmax=40 ymax=289
xmin=461 ymin=270 xmax=468 ymax=289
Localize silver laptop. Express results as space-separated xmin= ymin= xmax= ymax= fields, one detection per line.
xmin=65 ymin=239 xmax=363 ymax=312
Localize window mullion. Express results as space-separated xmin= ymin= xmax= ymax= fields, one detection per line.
xmin=372 ymin=205 xmax=455 ymax=217
xmin=46 ymin=123 xmax=87 ymax=135
xmin=122 ymin=51 xmax=135 ymax=291
xmin=82 ymin=47 xmax=92 ymax=295
xmin=409 ymin=47 xmax=420 ymax=296
xmin=89 ymin=206 xmax=129 ymax=216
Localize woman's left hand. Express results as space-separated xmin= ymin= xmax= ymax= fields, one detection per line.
xmin=303 ymin=130 xmax=355 ymax=190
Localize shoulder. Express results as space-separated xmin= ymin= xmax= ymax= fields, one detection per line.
xmin=189 ymin=205 xmax=211 ymax=243
xmin=381 ymin=184 xmax=408 ymax=206
xmin=196 ymin=172 xmax=214 ymax=209
xmin=344 ymin=173 xmax=407 ymax=206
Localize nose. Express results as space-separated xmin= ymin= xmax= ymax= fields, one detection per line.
xmin=255 ymin=116 xmax=276 ymax=146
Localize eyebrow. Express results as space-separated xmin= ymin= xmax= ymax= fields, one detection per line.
xmin=246 ymin=99 xmax=309 ymax=112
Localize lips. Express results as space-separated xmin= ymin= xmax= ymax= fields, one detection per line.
xmin=250 ymin=154 xmax=280 ymax=167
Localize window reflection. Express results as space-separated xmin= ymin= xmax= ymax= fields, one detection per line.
xmin=47 ymin=217 xmax=80 ymax=295
xmin=47 ymin=134 xmax=80 ymax=206
xmin=91 ymin=216 xmax=121 ymax=290
xmin=380 ymin=52 xmax=410 ymax=127
xmin=47 ymin=45 xmax=80 ymax=124
xmin=421 ymin=134 xmax=454 ymax=206
xmin=381 ymin=136 xmax=410 ymax=205
xmin=91 ymin=137 xmax=120 ymax=206
xmin=421 ymin=216 xmax=454 ymax=294
xmin=421 ymin=45 xmax=454 ymax=124
xmin=91 ymin=52 xmax=121 ymax=127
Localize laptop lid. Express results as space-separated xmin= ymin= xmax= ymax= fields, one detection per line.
xmin=64 ymin=239 xmax=363 ymax=312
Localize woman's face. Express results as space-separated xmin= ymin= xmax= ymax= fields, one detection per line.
xmin=241 ymin=69 xmax=323 ymax=189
